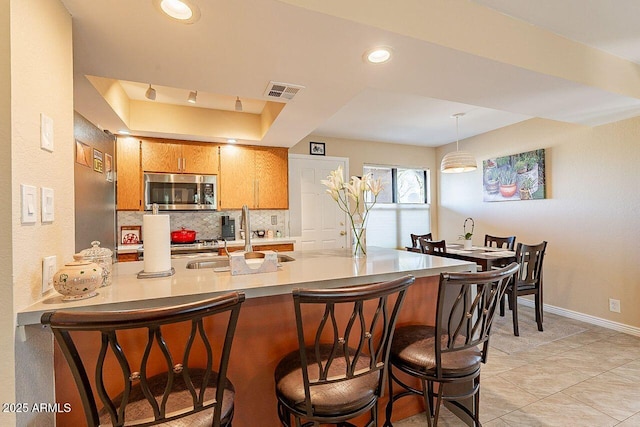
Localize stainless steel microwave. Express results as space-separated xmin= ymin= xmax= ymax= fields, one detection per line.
xmin=144 ymin=173 xmax=217 ymax=211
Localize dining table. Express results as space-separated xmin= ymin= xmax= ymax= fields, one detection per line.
xmin=406 ymin=243 xmax=516 ymax=271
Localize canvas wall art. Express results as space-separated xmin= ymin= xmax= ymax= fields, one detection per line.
xmin=483 ymin=148 xmax=546 ymax=202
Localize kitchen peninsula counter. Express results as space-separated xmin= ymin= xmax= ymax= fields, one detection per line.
xmin=20 ymin=247 xmax=474 ymax=426
xmin=18 ymin=247 xmax=473 ymax=326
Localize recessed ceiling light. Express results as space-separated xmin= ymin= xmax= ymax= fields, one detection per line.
xmin=152 ymin=0 xmax=201 ymax=24
xmin=364 ymin=46 xmax=393 ymax=64
xmin=227 ymin=139 xmax=237 ymax=144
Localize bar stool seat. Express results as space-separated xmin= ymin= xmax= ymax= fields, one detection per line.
xmin=275 ymin=344 xmax=378 ymax=416
xmin=390 ymin=325 xmax=482 ymax=377
xmin=98 ymin=369 xmax=235 ymax=426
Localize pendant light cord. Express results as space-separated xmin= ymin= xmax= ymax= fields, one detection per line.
xmin=455 ymin=115 xmax=460 ymax=152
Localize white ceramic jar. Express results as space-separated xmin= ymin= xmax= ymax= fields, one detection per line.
xmin=53 ymin=254 xmax=102 ymax=301
xmin=80 ymin=241 xmax=113 ymax=287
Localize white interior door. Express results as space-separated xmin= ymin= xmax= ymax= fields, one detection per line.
xmin=289 ymin=155 xmax=348 ymax=250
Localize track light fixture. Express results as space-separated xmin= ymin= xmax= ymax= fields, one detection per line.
xmin=187 ymin=90 xmax=197 ymax=104
xmin=235 ymin=96 xmax=243 ymax=112
xmin=145 ymin=84 xmax=156 ymax=101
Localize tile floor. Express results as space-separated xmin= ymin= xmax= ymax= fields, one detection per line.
xmin=393 ymin=305 xmax=640 ymax=426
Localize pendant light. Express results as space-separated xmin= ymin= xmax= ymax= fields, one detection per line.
xmin=145 ymin=84 xmax=156 ymax=101
xmin=235 ymin=96 xmax=243 ymax=112
xmin=187 ymin=90 xmax=197 ymax=104
xmin=440 ymin=112 xmax=477 ymax=173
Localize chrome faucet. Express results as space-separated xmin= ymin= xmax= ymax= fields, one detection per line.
xmin=242 ymin=204 xmax=252 ymax=252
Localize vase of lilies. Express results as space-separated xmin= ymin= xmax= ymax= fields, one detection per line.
xmin=321 ymin=165 xmax=383 ymax=257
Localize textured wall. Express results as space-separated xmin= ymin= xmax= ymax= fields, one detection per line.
xmin=437 ymin=117 xmax=640 ymax=329
xmin=8 ymin=1 xmax=74 ymax=425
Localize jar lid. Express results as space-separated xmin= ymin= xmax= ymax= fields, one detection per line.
xmin=80 ymin=241 xmax=113 ymax=258
xmin=68 ymin=253 xmax=93 ymax=266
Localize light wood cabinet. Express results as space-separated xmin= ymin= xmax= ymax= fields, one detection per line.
xmin=116 ymin=138 xmax=142 ymax=210
xmin=219 ymin=145 xmax=288 ymax=209
xmin=141 ymin=138 xmax=218 ymax=174
xmin=222 ymin=242 xmax=294 ymax=255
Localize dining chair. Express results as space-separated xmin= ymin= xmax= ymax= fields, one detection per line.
xmin=41 ymin=292 xmax=245 ymax=427
xmin=419 ymin=238 xmax=447 ymax=255
xmin=411 ymin=233 xmax=432 ymax=248
xmin=484 ymin=234 xmax=516 ymax=250
xmin=384 ymin=263 xmax=519 ymax=427
xmin=274 ymin=275 xmax=414 ymax=427
xmin=500 ymin=241 xmax=548 ymax=336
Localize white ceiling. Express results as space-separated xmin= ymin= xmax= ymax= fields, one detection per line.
xmin=61 ymin=0 xmax=640 ymax=148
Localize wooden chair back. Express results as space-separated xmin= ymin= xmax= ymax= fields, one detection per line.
xmin=515 ymin=241 xmax=547 ymax=288
xmin=41 ymin=292 xmax=245 ymax=427
xmin=484 ymin=234 xmax=516 ymax=250
xmin=410 ymin=233 xmax=432 ymax=248
xmin=419 ymin=238 xmax=447 ymax=254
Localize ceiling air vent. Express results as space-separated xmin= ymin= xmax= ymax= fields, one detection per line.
xmin=264 ymin=81 xmax=305 ymax=101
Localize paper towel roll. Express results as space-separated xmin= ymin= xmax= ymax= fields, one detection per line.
xmin=143 ymin=215 xmax=171 ymax=273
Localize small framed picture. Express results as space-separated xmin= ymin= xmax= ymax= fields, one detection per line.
xmin=75 ymin=140 xmax=91 ymax=167
xmin=93 ymin=148 xmax=104 ymax=173
xmin=120 ymin=225 xmax=141 ymax=245
xmin=105 ymin=153 xmax=113 ymax=182
xmin=310 ymin=141 xmax=325 ymax=156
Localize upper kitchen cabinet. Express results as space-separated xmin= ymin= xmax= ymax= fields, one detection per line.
xmin=141 ymin=138 xmax=218 ymax=174
xmin=116 ymin=137 xmax=142 ymax=210
xmin=219 ymin=145 xmax=288 ymax=209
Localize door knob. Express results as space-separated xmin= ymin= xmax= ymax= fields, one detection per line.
xmin=340 ymin=231 xmax=346 ymax=236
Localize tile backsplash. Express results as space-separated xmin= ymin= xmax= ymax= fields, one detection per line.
xmin=117 ymin=209 xmax=289 ymax=242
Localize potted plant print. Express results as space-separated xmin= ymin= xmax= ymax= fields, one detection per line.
xmin=498 ymin=167 xmax=517 ymax=198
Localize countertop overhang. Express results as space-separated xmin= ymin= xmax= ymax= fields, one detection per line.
xmin=17 ymin=247 xmax=474 ymax=326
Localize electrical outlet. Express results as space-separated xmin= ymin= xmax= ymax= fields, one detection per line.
xmin=271 ymin=215 xmax=278 ymax=225
xmin=609 ymin=298 xmax=621 ymax=313
xmin=42 ymin=255 xmax=57 ymax=294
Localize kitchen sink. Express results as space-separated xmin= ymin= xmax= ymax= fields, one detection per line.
xmin=186 ymin=254 xmax=295 ymax=270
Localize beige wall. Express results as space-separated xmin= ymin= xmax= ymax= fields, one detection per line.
xmin=5 ymin=0 xmax=75 ymax=424
xmin=290 ymin=134 xmax=440 ymax=231
xmin=437 ymin=117 xmax=640 ymax=329
xmin=0 ymin=0 xmax=14 ymax=420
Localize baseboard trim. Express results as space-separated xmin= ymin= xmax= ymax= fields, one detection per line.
xmin=518 ymin=298 xmax=640 ymax=337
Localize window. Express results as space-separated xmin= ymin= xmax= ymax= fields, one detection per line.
xmin=363 ymin=165 xmax=431 ymax=249
xmin=363 ymin=166 xmax=429 ymax=204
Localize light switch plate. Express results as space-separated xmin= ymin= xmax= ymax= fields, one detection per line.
xmin=42 ymin=256 xmax=57 ymax=294
xmin=21 ymin=184 xmax=37 ymax=224
xmin=41 ymin=187 xmax=54 ymax=222
xmin=40 ymin=113 xmax=54 ymax=152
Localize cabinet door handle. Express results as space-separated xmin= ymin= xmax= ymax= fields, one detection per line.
xmin=256 ymin=180 xmax=259 ymax=208
xmin=183 ymin=157 xmax=186 ymax=171
xmin=178 ymin=158 xmax=182 ymax=171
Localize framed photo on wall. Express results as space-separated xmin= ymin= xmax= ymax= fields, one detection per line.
xmin=120 ymin=225 xmax=141 ymax=245
xmin=310 ymin=141 xmax=325 ymax=156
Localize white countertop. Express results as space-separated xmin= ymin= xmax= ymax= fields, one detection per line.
xmin=18 ymin=247 xmax=474 ymax=326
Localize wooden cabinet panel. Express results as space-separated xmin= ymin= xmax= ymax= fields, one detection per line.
xmin=141 ymin=138 xmax=218 ymax=174
xmin=221 ymin=243 xmax=294 ymax=254
xmin=116 ymin=138 xmax=141 ymax=210
xmin=219 ymin=145 xmax=288 ymax=209
xmin=182 ymin=143 xmax=218 ymax=174
xmin=141 ymin=139 xmax=182 ymax=173
xmin=219 ymin=145 xmax=256 ymax=209
xmin=116 ymin=253 xmax=139 ymax=262
xmin=255 ymin=147 xmax=288 ymax=209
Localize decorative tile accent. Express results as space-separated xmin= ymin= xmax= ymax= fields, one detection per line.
xmin=117 ymin=209 xmax=289 ymax=241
